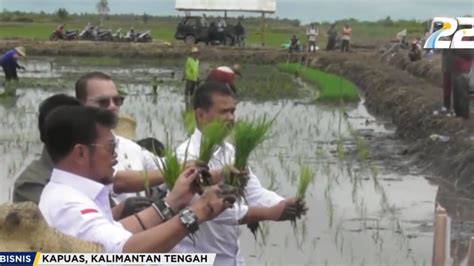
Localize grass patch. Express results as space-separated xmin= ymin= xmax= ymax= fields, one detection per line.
xmin=236 ymin=64 xmax=305 ymax=101
xmin=0 ymin=13 xmax=426 ymax=47
xmin=277 ymin=63 xmax=359 ymax=102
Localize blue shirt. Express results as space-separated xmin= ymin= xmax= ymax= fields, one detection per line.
xmin=0 ymin=49 xmax=20 ymax=68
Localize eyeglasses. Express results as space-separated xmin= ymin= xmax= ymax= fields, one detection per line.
xmin=89 ymin=140 xmax=117 ymax=154
xmin=90 ymin=96 xmax=125 ymax=109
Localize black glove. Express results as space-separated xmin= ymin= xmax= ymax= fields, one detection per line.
xmin=119 ymin=196 xmax=153 ymax=219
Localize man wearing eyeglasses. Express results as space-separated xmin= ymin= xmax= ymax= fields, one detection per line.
xmin=39 ymin=105 xmax=238 ymax=253
xmin=75 ymin=72 xmax=167 ymax=204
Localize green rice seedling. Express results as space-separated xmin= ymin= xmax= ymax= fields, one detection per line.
xmin=233 ymin=116 xmax=274 ymax=171
xmin=199 ymin=119 xmax=230 ymax=164
xmin=181 ymin=109 xmax=196 ymax=136
xmin=228 ymin=116 xmax=274 ymax=191
xmin=158 ymin=148 xmax=182 ymax=190
xmin=296 ymin=165 xmax=315 ymax=199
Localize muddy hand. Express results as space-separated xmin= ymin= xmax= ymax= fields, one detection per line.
xmin=295 ymin=198 xmax=308 ymax=218
xmin=192 ymin=167 xmax=213 ymax=195
xmin=216 ymin=184 xmax=238 ymax=207
xmin=193 ymin=184 xmax=238 ymax=222
xmin=278 ymin=197 xmax=308 ymax=221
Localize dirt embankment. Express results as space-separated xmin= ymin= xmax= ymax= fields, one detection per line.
xmin=313 ymin=52 xmax=474 ymax=193
xmin=0 ymin=40 xmax=287 ymax=64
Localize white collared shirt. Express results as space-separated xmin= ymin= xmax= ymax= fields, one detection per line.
xmin=39 ymin=169 xmax=133 ymax=253
xmin=172 ymin=129 xmax=283 ymax=266
xmin=111 ymin=135 xmax=161 ymax=203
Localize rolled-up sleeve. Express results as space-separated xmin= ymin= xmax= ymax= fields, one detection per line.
xmin=244 ymin=167 xmax=284 ymax=208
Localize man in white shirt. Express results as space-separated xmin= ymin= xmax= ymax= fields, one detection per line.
xmin=75 ymin=72 xmax=165 ymax=203
xmin=172 ymin=81 xmax=306 ymax=265
xmin=306 ymin=23 xmax=318 ymax=52
xmin=39 ymin=105 xmax=237 ymax=253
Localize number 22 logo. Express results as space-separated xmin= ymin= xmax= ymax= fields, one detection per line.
xmin=424 ymin=17 xmax=474 ymax=49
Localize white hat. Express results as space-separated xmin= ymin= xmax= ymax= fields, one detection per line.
xmin=191 ymin=47 xmax=199 ymax=53
xmin=15 ymin=46 xmax=26 ymax=57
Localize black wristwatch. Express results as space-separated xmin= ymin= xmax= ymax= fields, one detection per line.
xmin=152 ymin=199 xmax=174 ymax=221
xmin=179 ymin=208 xmax=199 ymax=234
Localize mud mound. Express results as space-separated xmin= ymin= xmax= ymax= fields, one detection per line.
xmin=0 ymin=202 xmax=103 ymax=252
xmin=384 ymin=51 xmax=442 ymax=86
xmin=313 ymin=52 xmax=474 ymax=193
xmin=0 ymin=40 xmax=287 ymax=64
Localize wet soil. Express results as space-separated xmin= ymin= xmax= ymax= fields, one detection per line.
xmin=312 ymin=52 xmax=474 ymax=196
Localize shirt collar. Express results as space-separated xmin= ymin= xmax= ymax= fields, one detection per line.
xmin=50 ymin=168 xmax=108 ymax=200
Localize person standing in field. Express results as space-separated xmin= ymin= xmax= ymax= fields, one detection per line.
xmin=341 ymin=23 xmax=352 ymax=52
xmin=306 ymin=23 xmax=318 ymax=52
xmin=326 ymin=23 xmax=337 ymax=51
xmin=0 ymin=46 xmax=26 ymax=82
xmin=183 ymin=47 xmax=200 ymax=109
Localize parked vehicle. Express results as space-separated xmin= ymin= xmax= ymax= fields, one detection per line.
xmin=175 ymin=16 xmax=236 ymax=46
xmin=79 ymin=24 xmax=96 ymax=40
xmin=112 ymin=28 xmax=123 ymax=42
xmin=49 ymin=26 xmax=78 ymax=41
xmin=136 ymin=30 xmax=152 ymax=42
xmin=96 ymin=27 xmax=113 ymax=41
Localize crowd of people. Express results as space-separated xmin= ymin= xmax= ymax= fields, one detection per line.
xmin=288 ymin=22 xmax=352 ymax=53
xmin=4 ymin=44 xmax=306 ymax=264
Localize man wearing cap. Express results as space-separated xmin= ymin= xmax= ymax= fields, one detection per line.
xmin=0 ymin=46 xmax=26 ymax=82
xmin=206 ymin=64 xmax=241 ymax=93
xmin=183 ymin=47 xmax=200 ymax=108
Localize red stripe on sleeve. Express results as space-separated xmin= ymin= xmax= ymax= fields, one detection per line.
xmin=80 ymin=208 xmax=98 ymax=215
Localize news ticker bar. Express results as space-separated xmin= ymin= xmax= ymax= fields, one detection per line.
xmin=0 ymin=252 xmax=216 ymax=265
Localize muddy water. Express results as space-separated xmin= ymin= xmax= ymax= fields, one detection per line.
xmin=0 ymin=57 xmax=452 ymax=265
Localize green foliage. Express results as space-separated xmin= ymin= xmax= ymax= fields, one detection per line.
xmin=159 ymin=149 xmax=182 ymax=190
xmin=236 ymin=65 xmax=304 ymax=101
xmin=277 ymin=63 xmax=359 ymax=102
xmin=0 ymin=11 xmax=425 ymax=46
xmin=297 ymin=165 xmax=315 ymax=198
xmin=199 ymin=120 xmax=230 ymax=164
xmin=56 ymin=8 xmax=68 ymax=20
xmin=233 ymin=116 xmax=273 ymax=171
xmin=181 ymin=109 xmax=196 ymax=136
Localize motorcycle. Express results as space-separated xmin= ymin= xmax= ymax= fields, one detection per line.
xmin=49 ymin=29 xmax=78 ymax=41
xmin=112 ymin=28 xmax=123 ymax=42
xmin=96 ymin=28 xmax=113 ymax=41
xmin=136 ymin=30 xmax=152 ymax=42
xmin=79 ymin=26 xmax=96 ymax=41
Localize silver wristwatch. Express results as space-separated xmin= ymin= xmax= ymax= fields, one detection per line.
xmin=179 ymin=208 xmax=199 ymax=233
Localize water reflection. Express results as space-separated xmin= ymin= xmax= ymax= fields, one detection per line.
xmin=434 ymin=179 xmax=474 ymax=266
